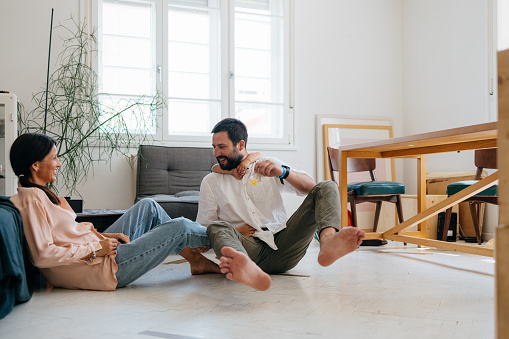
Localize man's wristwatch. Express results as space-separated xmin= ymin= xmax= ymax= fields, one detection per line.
xmin=277 ymin=165 xmax=290 ymax=184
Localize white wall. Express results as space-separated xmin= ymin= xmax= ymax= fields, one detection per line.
xmin=209 ymin=0 xmax=403 ymax=213
xmin=401 ymin=0 xmax=496 ymax=239
xmin=282 ymin=0 xmax=403 ymax=212
xmin=0 ymin=1 xmax=80 ymax=110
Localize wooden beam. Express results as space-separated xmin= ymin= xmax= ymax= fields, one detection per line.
xmin=496 ymin=48 xmax=509 ymax=339
xmin=363 ymin=232 xmax=383 ymax=239
xmin=381 ymin=139 xmax=497 ymax=158
xmin=496 ymin=226 xmax=509 ymax=338
xmin=417 ymin=155 xmax=427 ymax=238
xmin=343 ymin=150 xmax=384 ymax=158
xmin=339 ymin=150 xmax=349 ymax=228
xmin=362 ymin=231 xmax=423 ymax=240
xmin=338 ymin=122 xmax=497 ymax=153
xmin=385 ymin=234 xmax=494 ymax=257
xmin=382 ymin=172 xmax=499 ymax=236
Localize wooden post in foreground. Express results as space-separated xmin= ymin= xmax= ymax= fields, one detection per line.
xmin=496 ymin=48 xmax=509 ymax=339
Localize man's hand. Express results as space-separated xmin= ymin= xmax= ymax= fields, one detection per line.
xmin=254 ymin=160 xmax=284 ymax=178
xmin=236 ymin=224 xmax=256 ymax=237
xmin=255 ymin=159 xmax=316 ymax=194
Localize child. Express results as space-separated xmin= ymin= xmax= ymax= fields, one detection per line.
xmin=211 ymin=152 xmax=260 ymax=179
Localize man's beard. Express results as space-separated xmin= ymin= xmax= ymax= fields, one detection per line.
xmin=216 ymin=150 xmax=243 ymax=171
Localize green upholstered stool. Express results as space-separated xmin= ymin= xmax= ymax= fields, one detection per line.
xmin=442 ymin=148 xmax=498 ymax=245
xmin=446 ymin=181 xmax=498 ymax=197
xmin=348 ymin=181 xmax=405 ymax=196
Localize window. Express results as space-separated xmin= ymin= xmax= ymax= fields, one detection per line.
xmin=99 ymin=0 xmax=157 ymax=134
xmin=166 ymin=0 xmax=221 ymax=136
xmin=499 ymin=0 xmax=509 ymax=51
xmin=98 ymin=0 xmax=293 ymax=146
xmin=234 ymin=0 xmax=287 ymax=141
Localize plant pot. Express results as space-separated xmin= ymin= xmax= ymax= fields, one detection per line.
xmin=65 ymin=197 xmax=83 ymax=213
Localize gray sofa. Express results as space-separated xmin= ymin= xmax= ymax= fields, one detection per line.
xmin=135 ymin=145 xmax=216 ymax=221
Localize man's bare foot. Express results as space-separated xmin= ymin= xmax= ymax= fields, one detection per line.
xmin=179 ymin=247 xmax=221 ymax=275
xmin=317 ymin=227 xmax=365 ymax=267
xmin=219 ymin=247 xmax=271 ymax=291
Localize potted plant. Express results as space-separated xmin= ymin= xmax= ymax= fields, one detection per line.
xmin=18 ymin=17 xmax=163 ymax=204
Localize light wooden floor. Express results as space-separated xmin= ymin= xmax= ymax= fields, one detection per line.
xmin=0 ymin=240 xmax=494 ymax=339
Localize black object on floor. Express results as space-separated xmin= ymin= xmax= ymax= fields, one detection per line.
xmin=437 ymin=211 xmax=457 ymax=242
xmin=464 ymin=236 xmax=482 ymax=243
xmin=360 ymin=239 xmax=388 ymax=246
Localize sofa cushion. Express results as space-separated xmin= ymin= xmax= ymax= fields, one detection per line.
xmin=137 ymin=146 xmax=216 ymax=196
xmin=136 ymin=146 xmax=217 ymax=221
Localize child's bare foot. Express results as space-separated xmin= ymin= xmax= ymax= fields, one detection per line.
xmin=317 ymin=227 xmax=365 ymax=267
xmin=179 ymin=247 xmax=221 ymax=275
xmin=189 ymin=255 xmax=221 ymax=275
xmin=219 ymin=247 xmax=271 ymax=291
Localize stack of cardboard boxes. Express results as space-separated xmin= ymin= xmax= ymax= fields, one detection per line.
xmin=426 ymin=171 xmax=485 ymax=241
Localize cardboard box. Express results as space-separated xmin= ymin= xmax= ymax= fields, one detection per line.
xmin=426 ymin=171 xmax=485 ymax=238
xmin=400 ymin=195 xmax=459 ymax=239
xmin=371 ymin=195 xmax=458 ymax=239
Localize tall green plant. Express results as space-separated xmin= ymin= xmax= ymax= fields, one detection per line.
xmin=19 ymin=18 xmax=163 ymax=197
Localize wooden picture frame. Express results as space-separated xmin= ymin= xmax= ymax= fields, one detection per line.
xmin=315 ymin=115 xmax=394 ymax=182
xmin=322 ymin=124 xmax=395 ymax=182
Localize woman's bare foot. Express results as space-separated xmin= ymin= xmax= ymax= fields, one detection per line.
xmin=317 ymin=227 xmax=365 ymax=267
xmin=219 ymin=247 xmax=271 ymax=291
xmin=179 ymin=247 xmax=221 ymax=275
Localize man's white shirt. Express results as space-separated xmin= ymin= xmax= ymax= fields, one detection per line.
xmin=196 ymin=157 xmax=313 ymax=250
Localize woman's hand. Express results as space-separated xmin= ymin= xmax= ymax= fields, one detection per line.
xmin=96 ymin=238 xmax=119 ymax=257
xmin=103 ymin=232 xmax=130 ymax=244
xmin=236 ymin=224 xmax=256 ymax=237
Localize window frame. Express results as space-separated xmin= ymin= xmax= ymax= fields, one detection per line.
xmin=90 ymin=0 xmax=295 ymax=149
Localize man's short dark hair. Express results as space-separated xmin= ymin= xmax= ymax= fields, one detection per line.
xmin=211 ymin=118 xmax=248 ymax=146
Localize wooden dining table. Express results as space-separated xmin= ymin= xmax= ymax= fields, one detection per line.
xmin=337 ymin=121 xmax=498 ymax=257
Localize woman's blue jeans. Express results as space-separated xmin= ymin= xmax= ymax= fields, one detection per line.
xmin=103 ymin=198 xmax=210 ymax=288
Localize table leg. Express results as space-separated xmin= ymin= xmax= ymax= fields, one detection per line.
xmin=339 ymin=150 xmax=348 ymax=228
xmin=417 ymin=155 xmax=427 ymax=238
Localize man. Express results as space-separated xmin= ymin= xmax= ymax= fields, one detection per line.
xmin=197 ymin=118 xmax=365 ymax=291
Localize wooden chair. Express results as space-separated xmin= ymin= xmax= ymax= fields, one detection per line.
xmin=442 ymin=148 xmax=497 ymax=245
xmin=327 ymin=146 xmax=405 ymax=232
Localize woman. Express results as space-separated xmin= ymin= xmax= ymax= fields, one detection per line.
xmin=9 ymin=133 xmax=220 ymax=291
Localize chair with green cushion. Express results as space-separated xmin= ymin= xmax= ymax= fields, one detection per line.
xmin=442 ymin=148 xmax=497 ymax=245
xmin=327 ymin=146 xmax=405 ymax=232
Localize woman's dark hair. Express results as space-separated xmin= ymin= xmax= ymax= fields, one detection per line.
xmin=211 ymin=118 xmax=248 ymax=147
xmin=10 ymin=133 xmax=60 ymax=205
